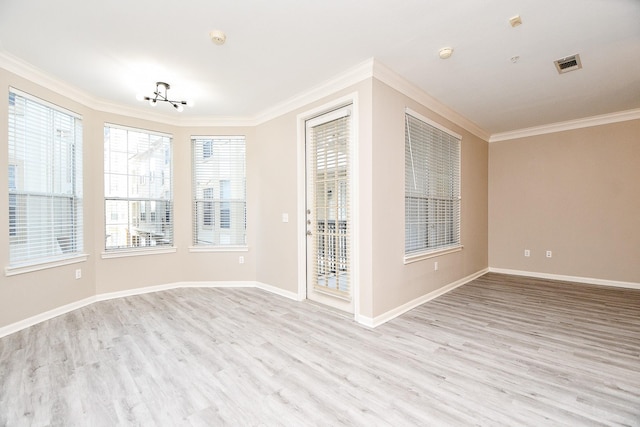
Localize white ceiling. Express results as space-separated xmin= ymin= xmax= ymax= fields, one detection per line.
xmin=1 ymin=0 xmax=639 ymax=136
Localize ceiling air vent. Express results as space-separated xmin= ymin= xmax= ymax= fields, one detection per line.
xmin=554 ymin=54 xmax=582 ymax=74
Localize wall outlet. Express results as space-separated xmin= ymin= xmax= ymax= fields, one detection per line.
xmin=434 ymin=261 xmax=438 ymax=271
xmin=239 ymin=256 xmax=245 ymax=264
xmin=524 ymin=249 xmax=530 ymax=257
xmin=546 ymin=250 xmax=552 ymax=258
xmin=75 ymin=269 xmax=82 ymax=279
xmin=282 ymin=213 xmax=289 ymax=223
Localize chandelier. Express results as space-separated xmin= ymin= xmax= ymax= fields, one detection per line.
xmin=137 ymin=82 xmax=191 ymax=112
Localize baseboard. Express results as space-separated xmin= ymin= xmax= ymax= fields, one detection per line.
xmin=488 ymin=268 xmax=640 ymax=290
xmin=0 ymin=295 xmax=98 ymax=339
xmin=255 ymin=281 xmax=302 ymax=301
xmin=0 ymin=280 xmax=296 ymax=339
xmin=358 ymin=268 xmax=490 ymax=328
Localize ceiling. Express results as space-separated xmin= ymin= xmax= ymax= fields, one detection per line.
xmin=1 ymin=0 xmax=639 ymax=137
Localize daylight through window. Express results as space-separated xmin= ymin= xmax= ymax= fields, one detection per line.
xmin=104 ymin=125 xmax=173 ymax=250
xmin=405 ymin=109 xmax=461 ymax=257
xmin=7 ymin=89 xmax=83 ymax=267
xmin=192 ymin=136 xmax=246 ymax=247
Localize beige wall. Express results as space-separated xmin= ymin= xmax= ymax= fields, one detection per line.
xmin=1 ymin=66 xmax=491 ymax=329
xmin=0 ymin=70 xmax=97 ymax=327
xmin=0 ymin=68 xmax=258 ymax=328
xmin=92 ymin=118 xmax=258 ymax=295
xmin=370 ymin=80 xmax=489 ymax=316
xmin=489 ymin=120 xmax=640 ymax=283
xmin=253 ymin=80 xmax=375 ymax=308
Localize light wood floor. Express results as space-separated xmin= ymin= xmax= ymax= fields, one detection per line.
xmin=1 ymin=273 xmax=639 ymax=426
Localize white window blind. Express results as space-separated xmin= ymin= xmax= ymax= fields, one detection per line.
xmin=104 ymin=125 xmax=173 ymax=250
xmin=405 ymin=110 xmax=461 ymax=256
xmin=192 ymin=136 xmax=246 ymax=247
xmin=7 ymin=89 xmax=83 ymax=267
xmin=307 ymin=108 xmax=351 ymax=297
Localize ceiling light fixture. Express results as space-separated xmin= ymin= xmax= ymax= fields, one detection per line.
xmin=439 ymin=47 xmax=454 ymax=59
xmin=137 ymin=82 xmax=192 ymax=112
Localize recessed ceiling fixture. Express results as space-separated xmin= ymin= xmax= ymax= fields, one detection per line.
xmin=136 ymin=82 xmax=192 ymax=112
xmin=210 ymin=30 xmax=227 ymax=45
xmin=554 ymin=54 xmax=582 ymax=74
xmin=439 ymin=47 xmax=454 ymax=59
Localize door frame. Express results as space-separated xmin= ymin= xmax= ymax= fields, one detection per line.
xmin=296 ymin=93 xmax=359 ymax=319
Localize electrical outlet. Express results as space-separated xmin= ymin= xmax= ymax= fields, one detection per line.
xmin=282 ymin=213 xmax=289 ymax=223
xmin=434 ymin=261 xmax=438 ymax=271
xmin=239 ymin=256 xmax=245 ymax=264
xmin=524 ymin=249 xmax=530 ymax=257
xmin=75 ymin=269 xmax=82 ymax=279
xmin=546 ymin=250 xmax=552 ymax=258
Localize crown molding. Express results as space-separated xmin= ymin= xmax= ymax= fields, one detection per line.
xmin=0 ymin=50 xmax=190 ymax=125
xmin=371 ymin=60 xmax=491 ymax=141
xmin=1 ymin=50 xmax=372 ymax=128
xmin=6 ymin=50 xmax=634 ymax=140
xmin=490 ymin=108 xmax=640 ymax=142
xmin=253 ymin=58 xmax=375 ymax=125
xmin=1 ymin=50 xmax=95 ymax=108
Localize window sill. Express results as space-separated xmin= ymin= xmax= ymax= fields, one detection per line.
xmin=5 ymin=254 xmax=89 ymax=277
xmin=188 ymin=246 xmax=249 ymax=253
xmin=101 ymin=247 xmax=177 ymax=259
xmin=404 ymin=245 xmax=463 ymax=265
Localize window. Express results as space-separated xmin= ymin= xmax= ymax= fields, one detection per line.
xmin=219 ymin=180 xmax=231 ymax=229
xmin=405 ymin=109 xmax=461 ymax=257
xmin=8 ymin=164 xmax=16 ymax=237
xmin=7 ymin=89 xmax=83 ymax=267
xmin=192 ymin=136 xmax=246 ymax=247
xmin=203 ymin=188 xmax=214 ymax=227
xmin=104 ymin=125 xmax=173 ymax=250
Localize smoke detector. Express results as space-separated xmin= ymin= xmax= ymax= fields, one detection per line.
xmin=439 ymin=47 xmax=454 ymax=59
xmin=554 ymin=54 xmax=582 ymax=74
xmin=210 ymin=30 xmax=227 ymax=45
xmin=509 ymin=15 xmax=522 ymax=28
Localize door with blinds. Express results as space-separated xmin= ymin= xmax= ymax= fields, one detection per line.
xmin=305 ymin=106 xmax=353 ymax=313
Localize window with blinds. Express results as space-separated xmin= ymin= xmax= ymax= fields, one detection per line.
xmin=7 ymin=89 xmax=83 ymax=267
xmin=104 ymin=125 xmax=173 ymax=250
xmin=405 ymin=109 xmax=461 ymax=257
xmin=192 ymin=136 xmax=246 ymax=247
xmin=307 ymin=107 xmax=351 ymax=298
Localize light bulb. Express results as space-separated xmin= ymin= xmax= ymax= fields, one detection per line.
xmin=186 ymin=99 xmax=195 ymax=107
xmin=136 ymin=93 xmax=145 ymax=101
xmin=149 ymin=99 xmax=157 ymax=107
xmin=176 ymin=104 xmax=184 ymax=112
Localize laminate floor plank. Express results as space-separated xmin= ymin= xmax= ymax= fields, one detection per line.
xmin=1 ymin=273 xmax=639 ymax=426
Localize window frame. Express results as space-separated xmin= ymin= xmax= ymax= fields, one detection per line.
xmin=6 ymin=88 xmax=85 ymax=274
xmin=102 ymin=123 xmax=174 ymax=256
xmin=191 ymin=136 xmax=247 ymax=251
xmin=404 ymin=108 xmax=462 ymax=263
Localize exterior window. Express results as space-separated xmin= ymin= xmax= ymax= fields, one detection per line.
xmin=203 ymin=140 xmax=213 ymax=159
xmin=192 ymin=136 xmax=246 ymax=247
xmin=7 ymin=89 xmax=83 ymax=266
xmin=104 ymin=125 xmax=173 ymax=250
xmin=203 ymin=188 xmax=214 ymax=227
xmin=405 ymin=109 xmax=461 ymax=257
xmin=8 ymin=164 xmax=16 ymax=237
xmin=220 ymin=180 xmax=231 ymax=229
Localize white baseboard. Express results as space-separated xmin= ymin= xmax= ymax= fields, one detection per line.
xmin=488 ymin=268 xmax=640 ymax=290
xmin=0 ymin=280 xmax=296 ymax=339
xmin=0 ymin=295 xmax=98 ymax=339
xmin=358 ymin=268 xmax=490 ymax=328
xmin=255 ymin=281 xmax=302 ymax=301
